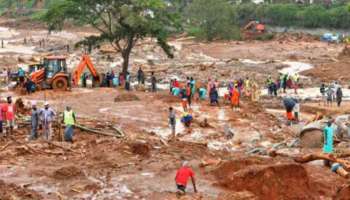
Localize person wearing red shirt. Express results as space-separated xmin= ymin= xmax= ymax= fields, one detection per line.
xmin=3 ymin=96 xmax=15 ymax=136
xmin=175 ymin=161 xmax=197 ymax=194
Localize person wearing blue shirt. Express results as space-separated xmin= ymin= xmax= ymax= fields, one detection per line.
xmin=323 ymin=121 xmax=334 ymax=154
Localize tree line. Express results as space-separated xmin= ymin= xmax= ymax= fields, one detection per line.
xmin=185 ymin=0 xmax=350 ymax=41
xmin=2 ymin=0 xmax=350 ymax=74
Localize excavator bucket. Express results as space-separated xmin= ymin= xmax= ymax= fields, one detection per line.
xmin=72 ymin=54 xmax=100 ymax=87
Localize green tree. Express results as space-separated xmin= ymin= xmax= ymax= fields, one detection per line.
xmin=41 ymin=0 xmax=180 ymax=74
xmin=186 ymin=0 xmax=239 ymax=41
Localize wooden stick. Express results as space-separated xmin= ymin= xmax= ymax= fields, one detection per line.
xmin=75 ymin=124 xmax=123 ymax=138
xmin=45 ymin=141 xmax=79 ymax=154
xmin=0 ymin=142 xmax=12 ymax=151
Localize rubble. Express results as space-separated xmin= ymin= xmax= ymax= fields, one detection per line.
xmin=53 ymin=166 xmax=84 ymax=180
xmin=215 ymin=162 xmax=315 ymax=199
xmin=0 ymin=16 xmax=348 ymax=200
xmin=0 ymin=179 xmax=43 ymax=200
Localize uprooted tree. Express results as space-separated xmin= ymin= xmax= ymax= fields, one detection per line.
xmin=41 ymin=0 xmax=181 ymax=75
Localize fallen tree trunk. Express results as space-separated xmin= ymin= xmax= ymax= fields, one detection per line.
xmin=294 ymin=153 xmax=350 ymax=170
xmin=269 ymin=150 xmax=350 ymax=170
xmin=75 ymin=124 xmax=123 ymax=138
xmin=111 ymin=126 xmax=125 ymax=137
xmin=45 ymin=141 xmax=79 ymax=154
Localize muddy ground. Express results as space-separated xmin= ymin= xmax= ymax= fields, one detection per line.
xmin=0 ymin=18 xmax=349 ymax=200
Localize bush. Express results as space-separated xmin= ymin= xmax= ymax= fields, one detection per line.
xmin=186 ymin=0 xmax=241 ymax=41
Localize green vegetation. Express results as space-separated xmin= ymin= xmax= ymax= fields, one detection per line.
xmin=41 ymin=0 xmax=180 ymax=74
xmin=1 ymin=0 xmax=350 ymax=42
xmin=233 ymin=3 xmax=350 ymax=29
xmin=185 ymin=1 xmax=350 ymax=41
xmin=185 ymin=0 xmax=241 ymax=41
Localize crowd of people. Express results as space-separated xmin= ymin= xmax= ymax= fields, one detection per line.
xmin=0 ymin=96 xmax=76 ymax=143
xmin=3 ymin=64 xmax=349 ymax=196
xmin=167 ymin=76 xmax=261 ymax=137
xmin=320 ymin=81 xmax=343 ymax=107
xmin=96 ymin=67 xmax=157 ymax=92
xmin=266 ymin=73 xmax=300 ymax=96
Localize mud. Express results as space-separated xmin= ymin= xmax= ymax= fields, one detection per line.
xmin=0 ymin=16 xmax=348 ymax=200
xmin=215 ymin=161 xmax=315 ymax=199
xmin=114 ymin=93 xmax=140 ymax=102
xmin=0 ymin=179 xmax=43 ymax=200
xmin=53 ymin=166 xmax=84 ymax=180
xmin=334 ymin=184 xmax=350 ymax=200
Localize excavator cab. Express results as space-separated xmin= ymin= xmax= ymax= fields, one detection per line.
xmin=28 ymin=54 xmax=99 ymax=91
xmin=30 ymin=56 xmax=70 ymax=90
xmin=43 ymin=56 xmax=67 ymax=79
xmin=28 ymin=63 xmax=44 ymax=74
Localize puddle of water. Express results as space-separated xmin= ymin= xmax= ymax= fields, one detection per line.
xmin=261 ymin=87 xmax=350 ymax=101
xmin=218 ymin=108 xmax=227 ymax=121
xmin=148 ymin=118 xmax=185 ymax=139
xmin=29 ymin=184 xmax=58 ymax=195
xmin=280 ymin=61 xmax=313 ymax=74
xmin=0 ymin=27 xmax=19 ymax=39
xmin=239 ymin=59 xmax=268 ymax=65
xmin=99 ymin=107 xmax=111 ymax=113
xmin=207 ymin=140 xmax=237 ymax=152
xmin=0 ymin=44 xmax=36 ymax=54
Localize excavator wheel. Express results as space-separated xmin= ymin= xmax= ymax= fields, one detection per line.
xmin=52 ymin=77 xmax=68 ymax=91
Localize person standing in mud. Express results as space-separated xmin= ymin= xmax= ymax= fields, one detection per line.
xmin=186 ymin=83 xmax=192 ymax=108
xmin=3 ymin=96 xmax=15 ymax=136
xmin=293 ymin=99 xmax=300 ymax=122
xmin=63 ymin=106 xmax=76 ymax=143
xmin=175 ymin=161 xmax=197 ymax=195
xmin=125 ymin=72 xmax=131 ymax=91
xmin=40 ymin=102 xmax=56 ymax=140
xmin=81 ymin=72 xmax=88 ymax=88
xmin=231 ymin=85 xmax=240 ymax=110
xmin=320 ymin=83 xmax=326 ymax=106
xmin=266 ymin=76 xmax=273 ymax=96
xmin=282 ymin=74 xmax=288 ymax=93
xmin=17 ymin=67 xmax=25 ymax=86
xmin=336 ymin=87 xmax=343 ymax=107
xmin=326 ymin=85 xmax=334 ymax=107
xmin=151 ymin=72 xmax=157 ymax=92
xmin=323 ymin=121 xmax=334 ymax=166
xmin=29 ymin=102 xmax=39 ymax=140
xmin=169 ymin=107 xmax=176 ymax=138
xmin=209 ymin=85 xmax=219 ymax=106
xmin=137 ymin=67 xmax=145 ymax=85
xmin=190 ymin=77 xmax=196 ymax=100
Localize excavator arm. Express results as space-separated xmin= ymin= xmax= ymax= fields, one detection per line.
xmin=243 ymin=21 xmax=257 ymax=30
xmin=30 ymin=68 xmax=45 ymax=84
xmin=72 ymin=54 xmax=99 ymax=86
